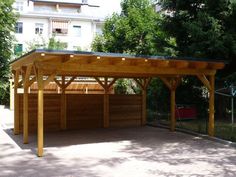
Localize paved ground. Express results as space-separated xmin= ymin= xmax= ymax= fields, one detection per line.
xmin=1 ymin=108 xmax=236 ymax=177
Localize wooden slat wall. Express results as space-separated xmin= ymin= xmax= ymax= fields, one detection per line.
xmin=18 ymin=94 xmax=142 ymax=132
xmin=19 ymin=94 xmax=61 ymax=133
xmin=109 ymin=95 xmax=142 ymax=127
xmin=66 ymin=94 xmax=103 ymax=129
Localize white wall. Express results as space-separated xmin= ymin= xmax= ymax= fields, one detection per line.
xmin=13 ymin=0 xmax=122 ymax=52
xmin=54 ymin=20 xmax=94 ymax=50
xmin=15 ymin=17 xmax=49 ymax=51
xmin=15 ymin=17 xmax=95 ymax=51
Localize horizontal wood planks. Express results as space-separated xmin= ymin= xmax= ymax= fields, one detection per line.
xmin=18 ymin=94 xmax=142 ymax=132
xmin=66 ymin=94 xmax=103 ymax=129
xmin=19 ymin=94 xmax=61 ymax=133
xmin=109 ymin=95 xmax=142 ymax=127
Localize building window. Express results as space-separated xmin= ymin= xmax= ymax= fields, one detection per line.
xmin=14 ymin=44 xmax=23 ymax=55
xmin=15 ymin=22 xmax=23 ymax=33
xmin=73 ymin=25 xmax=81 ymax=37
xmin=14 ymin=2 xmax=24 ymax=12
xmin=35 ymin=23 xmax=44 ymax=34
xmin=82 ymin=0 xmax=88 ymax=4
xmin=52 ymin=21 xmax=68 ymax=35
xmin=96 ymin=28 xmax=102 ymax=35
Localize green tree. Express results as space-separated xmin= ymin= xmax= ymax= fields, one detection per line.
xmin=92 ymin=0 xmax=173 ymax=55
xmin=159 ymin=0 xmax=236 ymax=119
xmin=159 ymin=0 xmax=236 ymax=73
xmin=25 ymin=36 xmax=47 ymax=52
xmin=48 ymin=35 xmax=67 ymax=50
xmin=24 ymin=35 xmax=68 ymax=54
xmin=0 ymin=0 xmax=17 ymax=105
xmin=92 ymin=0 xmax=173 ymax=103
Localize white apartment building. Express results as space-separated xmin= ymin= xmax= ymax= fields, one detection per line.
xmin=13 ymin=0 xmax=107 ymax=54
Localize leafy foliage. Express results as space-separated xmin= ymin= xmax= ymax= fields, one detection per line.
xmin=22 ymin=35 xmax=68 ymax=55
xmin=159 ymin=0 xmax=236 ymax=73
xmin=114 ymin=79 xmax=141 ymax=94
xmin=158 ymin=0 xmax=236 ymax=117
xmin=92 ymin=0 xmax=173 ymax=99
xmin=0 ymin=0 xmax=17 ymax=105
xmin=25 ymin=36 xmax=47 ymax=52
xmin=48 ymin=35 xmax=68 ymax=50
xmin=92 ymin=0 xmax=173 ymax=55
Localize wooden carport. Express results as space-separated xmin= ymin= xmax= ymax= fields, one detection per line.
xmin=10 ymin=49 xmax=225 ymax=157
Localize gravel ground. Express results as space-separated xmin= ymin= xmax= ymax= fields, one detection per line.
xmin=0 ymin=108 xmax=236 ymax=177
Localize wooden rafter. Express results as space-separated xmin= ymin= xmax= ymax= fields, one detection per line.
xmin=94 ymin=77 xmax=106 ymax=89
xmin=108 ymin=78 xmax=117 ymax=89
xmin=54 ymin=78 xmax=63 ymax=88
xmin=197 ymin=74 xmax=211 ymax=90
xmin=159 ymin=77 xmax=172 ymax=90
xmin=43 ymin=72 xmax=57 ymax=87
xmin=159 ymin=76 xmax=182 ymax=91
xmin=64 ymin=76 xmax=76 ymax=89
xmin=23 ymin=65 xmax=32 ymax=88
xmin=28 ymin=76 xmax=36 ymax=87
xmin=134 ymin=78 xmax=151 ymax=90
xmin=134 ymin=78 xmax=144 ymax=90
xmin=144 ymin=78 xmax=151 ymax=88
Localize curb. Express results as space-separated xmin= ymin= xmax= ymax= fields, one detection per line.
xmin=147 ymin=123 xmax=236 ymax=148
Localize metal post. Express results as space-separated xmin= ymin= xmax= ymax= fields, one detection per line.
xmin=231 ymin=87 xmax=234 ymax=125
xmin=232 ymin=97 xmax=234 ymax=125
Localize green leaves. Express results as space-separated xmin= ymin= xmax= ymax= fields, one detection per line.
xmin=160 ymin=0 xmax=236 ymax=62
xmin=92 ymin=0 xmax=172 ymax=56
xmin=0 ymin=0 xmax=17 ymax=105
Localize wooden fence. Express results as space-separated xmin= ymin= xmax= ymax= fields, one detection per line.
xmin=19 ymin=94 xmax=142 ymax=133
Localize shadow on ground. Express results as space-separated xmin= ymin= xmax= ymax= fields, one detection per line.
xmin=1 ymin=126 xmax=236 ymax=177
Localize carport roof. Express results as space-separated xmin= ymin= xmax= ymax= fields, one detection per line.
xmin=10 ymin=49 xmax=226 ymax=77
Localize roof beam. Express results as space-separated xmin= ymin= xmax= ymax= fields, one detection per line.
xmin=34 ymin=61 xmax=216 ymax=76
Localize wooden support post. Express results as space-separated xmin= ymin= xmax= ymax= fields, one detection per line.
xmin=23 ymin=65 xmax=32 ymax=144
xmin=60 ymin=76 xmax=67 ymax=130
xmin=23 ymin=86 xmax=29 ymax=143
xmin=134 ymin=78 xmax=151 ymax=126
xmin=10 ymin=78 xmax=14 ymax=110
xmin=159 ymin=76 xmax=181 ymax=132
xmin=197 ymin=74 xmax=215 ymax=136
xmin=170 ymin=89 xmax=176 ymax=132
xmin=208 ymin=75 xmax=215 ymax=136
xmin=103 ymin=77 xmax=109 ymax=128
xmin=37 ymin=69 xmax=44 ymax=157
xmin=95 ymin=77 xmax=117 ymax=128
xmin=142 ymin=88 xmax=147 ymax=125
xmin=14 ymin=70 xmax=20 ymax=135
xmin=104 ymin=88 xmax=109 ymax=128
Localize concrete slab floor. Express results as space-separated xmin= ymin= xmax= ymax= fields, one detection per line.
xmin=0 ymin=108 xmax=236 ymax=177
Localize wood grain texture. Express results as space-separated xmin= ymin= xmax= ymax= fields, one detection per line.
xmin=18 ymin=94 xmax=142 ymax=132
xmin=110 ymin=95 xmax=142 ymax=127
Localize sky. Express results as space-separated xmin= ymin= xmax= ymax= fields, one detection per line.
xmin=93 ymin=0 xmax=122 ymax=17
